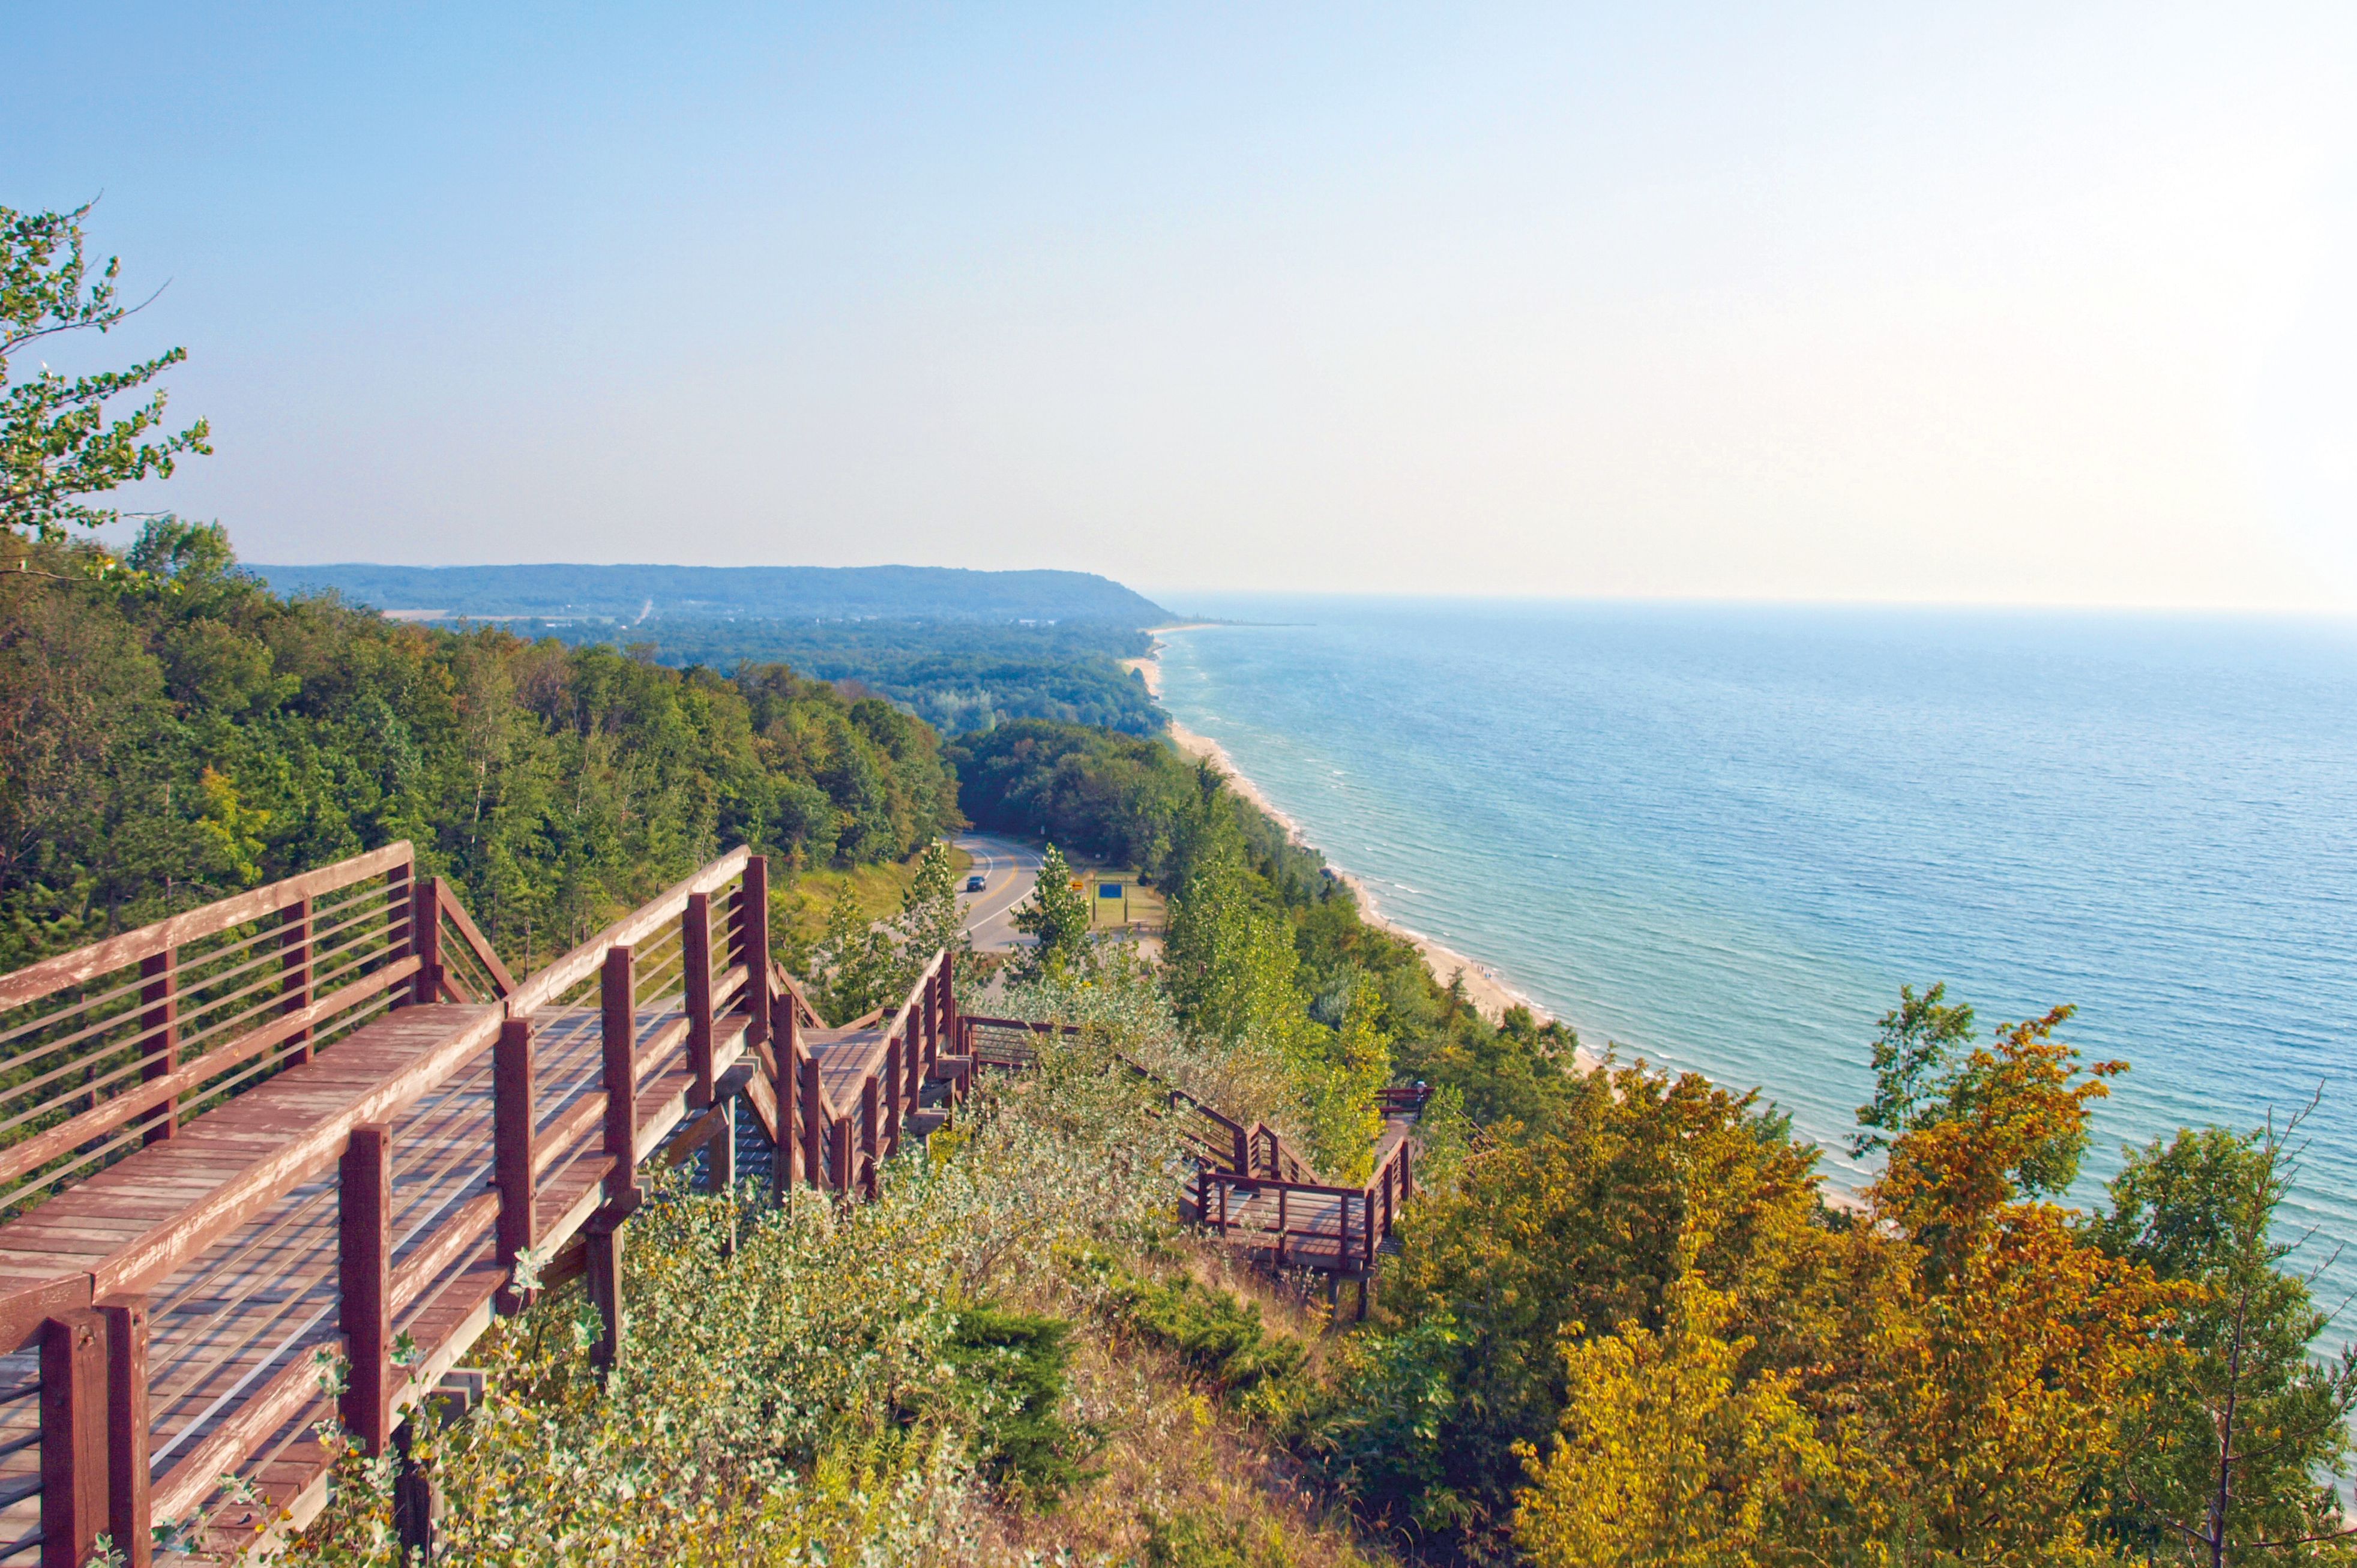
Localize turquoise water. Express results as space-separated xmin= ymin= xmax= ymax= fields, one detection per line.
xmin=1157 ymin=599 xmax=2357 ymax=1281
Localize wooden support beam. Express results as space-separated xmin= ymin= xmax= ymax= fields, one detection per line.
xmin=684 ymin=893 xmax=714 ymax=1110
xmin=137 ymin=948 xmax=178 ymax=1143
xmin=340 ymin=1124 xmax=394 ymax=1456
xmin=98 ymin=1296 xmax=151 ymax=1567
xmin=281 ymin=895 xmax=314 ymax=1066
xmin=585 ymin=1219 xmax=624 ymax=1372
xmin=433 ymin=879 xmax=516 ymax=997
xmin=40 ymin=1308 xmax=107 ymax=1568
xmin=830 ymin=1116 xmax=851 ymax=1197
xmin=882 ymin=1033 xmax=902 ymax=1156
xmin=493 ymin=1018 xmax=535 ymax=1315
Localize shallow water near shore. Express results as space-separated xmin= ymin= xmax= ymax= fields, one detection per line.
xmin=1154 ymin=596 xmax=2357 ymax=1297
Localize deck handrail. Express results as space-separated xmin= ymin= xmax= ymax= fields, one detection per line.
xmin=0 ymin=843 xmax=428 ymax=1219
xmin=508 ymin=847 xmax=752 ymax=1017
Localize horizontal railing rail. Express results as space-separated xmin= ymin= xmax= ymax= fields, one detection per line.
xmin=0 ymin=845 xmax=424 ymax=1221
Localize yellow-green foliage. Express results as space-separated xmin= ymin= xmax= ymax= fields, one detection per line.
xmin=278 ymin=1037 xmax=1183 ymax=1565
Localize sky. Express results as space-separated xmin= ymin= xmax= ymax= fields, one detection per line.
xmin=9 ymin=3 xmax=2356 ymax=609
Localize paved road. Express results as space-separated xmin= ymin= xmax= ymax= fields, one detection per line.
xmin=956 ymin=834 xmax=1043 ymax=951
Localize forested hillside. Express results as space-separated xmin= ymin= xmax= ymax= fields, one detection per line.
xmin=251 ymin=560 xmax=1171 ymax=625
xmin=523 ymin=617 xmax=1163 ymax=737
xmin=0 ymin=523 xmax=957 ymax=971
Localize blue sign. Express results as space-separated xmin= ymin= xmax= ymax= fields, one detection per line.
xmin=1098 ymin=883 xmax=1123 ymax=898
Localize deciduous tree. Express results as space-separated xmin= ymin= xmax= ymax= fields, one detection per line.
xmin=2 ymin=203 xmax=210 ymax=542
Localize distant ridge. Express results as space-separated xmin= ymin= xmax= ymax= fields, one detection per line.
xmin=251 ymin=562 xmax=1171 ymax=626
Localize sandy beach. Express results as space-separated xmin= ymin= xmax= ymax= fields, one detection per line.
xmin=1133 ymin=636 xmax=1543 ymax=1027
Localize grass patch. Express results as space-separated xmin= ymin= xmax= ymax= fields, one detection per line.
xmin=772 ymin=845 xmax=973 ymax=951
xmin=1087 ymin=1257 xmax=1307 ymax=1407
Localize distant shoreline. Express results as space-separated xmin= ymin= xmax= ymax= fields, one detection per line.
xmin=1133 ymin=634 xmax=1549 ymax=1029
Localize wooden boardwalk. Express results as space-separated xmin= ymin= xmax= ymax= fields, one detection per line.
xmin=0 ymin=844 xmax=1409 ymax=1566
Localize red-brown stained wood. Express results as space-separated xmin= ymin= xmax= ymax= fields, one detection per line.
xmin=340 ymin=1124 xmax=393 ymax=1455
xmin=40 ymin=1307 xmax=107 ymax=1568
xmin=281 ymin=895 xmax=315 ymax=1067
xmin=738 ymin=858 xmax=770 ymax=1049
xmin=506 ymin=847 xmax=748 ymax=1016
xmin=0 ymin=843 xmax=412 ymax=1012
xmin=138 ymin=949 xmax=179 ymax=1145
xmin=433 ymin=881 xmax=516 ymax=997
xmin=684 ymin=894 xmax=714 ymax=1109
xmin=98 ymin=1295 xmax=150 ymax=1567
xmin=493 ymin=1018 xmax=535 ymax=1314
xmin=0 ymin=958 xmax=427 ymax=1193
xmin=600 ymin=949 xmax=637 ymax=1209
xmin=585 ymin=1218 xmax=624 ymax=1372
xmin=408 ymin=879 xmax=441 ymax=1008
xmin=801 ymin=1047 xmax=824 ymax=1194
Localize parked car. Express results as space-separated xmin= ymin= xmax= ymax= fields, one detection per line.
xmin=965 ymin=874 xmax=987 ymax=892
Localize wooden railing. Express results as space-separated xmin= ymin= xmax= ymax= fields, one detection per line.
xmin=0 ymin=843 xmax=781 ymax=1568
xmin=779 ymin=949 xmax=956 ymax=1201
xmin=0 ymin=837 xmax=1428 ymax=1564
xmin=1191 ymin=1131 xmax=1413 ymax=1278
xmin=0 ymin=845 xmax=489 ymax=1222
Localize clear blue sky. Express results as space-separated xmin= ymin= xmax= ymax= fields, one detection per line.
xmin=10 ymin=4 xmax=2355 ymax=607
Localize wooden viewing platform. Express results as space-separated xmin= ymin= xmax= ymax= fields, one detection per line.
xmin=0 ymin=846 xmax=1415 ymax=1566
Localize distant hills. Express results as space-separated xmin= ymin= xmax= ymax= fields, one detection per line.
xmin=250 ymin=563 xmax=1172 ymax=628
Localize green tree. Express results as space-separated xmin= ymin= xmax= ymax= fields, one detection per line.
xmin=2097 ymin=1111 xmax=2357 ymax=1567
xmin=1013 ymin=844 xmax=1091 ymax=980
xmin=1293 ymin=973 xmax=1391 ymax=1183
xmin=3 ymin=203 xmax=210 ymax=541
xmin=1162 ymin=796 xmax=1302 ymax=1057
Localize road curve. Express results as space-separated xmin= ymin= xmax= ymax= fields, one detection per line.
xmin=956 ymin=833 xmax=1043 ymax=951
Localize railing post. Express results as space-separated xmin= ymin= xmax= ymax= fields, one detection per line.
xmin=137 ymin=949 xmax=178 ymax=1144
xmin=859 ymin=1077 xmax=880 ymax=1198
xmin=799 ymin=1048 xmax=824 ymax=1194
xmin=882 ymin=1033 xmax=902 ymax=1156
xmin=774 ymin=997 xmax=801 ymax=1194
xmin=1276 ymin=1187 xmax=1288 ymax=1266
xmin=830 ymin=1116 xmax=852 ymax=1196
xmin=494 ymin=1018 xmax=536 ymax=1315
xmin=921 ymin=967 xmax=939 ymax=1080
xmin=736 ymin=858 xmax=771 ymax=1050
xmin=684 ymin=892 xmax=715 ymax=1110
xmin=593 ymin=947 xmax=639 ymax=1370
xmin=601 ymin=946 xmax=639 ymax=1195
xmin=409 ymin=875 xmax=442 ymax=1007
xmin=98 ymin=1296 xmax=150 ymax=1567
xmin=281 ymin=895 xmax=315 ymax=1066
xmin=340 ymin=1124 xmax=393 ymax=1456
xmin=40 ymin=1308 xmax=107 ymax=1568
xmin=929 ymin=952 xmax=947 ymax=1075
